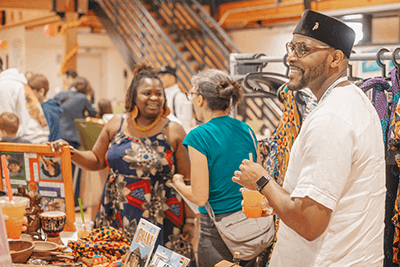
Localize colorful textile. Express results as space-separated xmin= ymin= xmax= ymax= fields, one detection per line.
xmin=68 ymin=226 xmax=130 ymax=260
xmin=359 ymin=77 xmax=391 ymax=144
xmin=258 ymin=85 xmax=302 ymax=185
xmin=94 ymin=117 xmax=193 ymax=260
xmin=390 ymin=68 xmax=400 ymax=265
xmin=389 ymin=68 xmax=400 ymax=141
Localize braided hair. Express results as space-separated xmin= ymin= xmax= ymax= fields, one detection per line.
xmin=125 ymin=62 xmax=168 ymax=113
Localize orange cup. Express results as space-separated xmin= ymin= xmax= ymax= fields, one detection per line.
xmin=241 ymin=188 xmax=265 ymax=218
xmin=0 ymin=196 xmax=29 ymax=239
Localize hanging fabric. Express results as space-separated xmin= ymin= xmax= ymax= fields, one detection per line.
xmin=388 ymin=67 xmax=400 ymax=265
xmin=258 ymin=85 xmax=302 ymax=185
xmin=359 ymin=77 xmax=391 ymax=145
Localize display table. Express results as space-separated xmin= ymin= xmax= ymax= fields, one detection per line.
xmin=13 ymin=264 xmax=82 ymax=267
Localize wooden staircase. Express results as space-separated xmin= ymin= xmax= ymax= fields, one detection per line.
xmin=92 ymin=0 xmax=240 ymax=92
xmin=91 ymin=0 xmax=284 ymax=135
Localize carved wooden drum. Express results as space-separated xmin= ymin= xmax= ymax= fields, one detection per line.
xmin=39 ymin=211 xmax=67 ymax=237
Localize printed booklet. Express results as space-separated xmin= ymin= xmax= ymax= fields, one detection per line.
xmin=149 ymin=245 xmax=191 ymax=267
xmin=128 ymin=218 xmax=161 ymax=267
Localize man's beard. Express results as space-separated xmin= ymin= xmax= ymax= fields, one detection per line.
xmin=287 ymin=54 xmax=328 ymax=91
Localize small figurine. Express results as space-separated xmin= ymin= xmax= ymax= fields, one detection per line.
xmin=25 ymin=192 xmax=44 ymax=238
xmin=13 ymin=185 xmax=32 ymax=208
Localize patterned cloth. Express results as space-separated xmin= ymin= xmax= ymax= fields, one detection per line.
xmin=360 ymin=68 xmax=400 ymax=266
xmin=68 ymin=226 xmax=130 ymax=260
xmin=258 ymin=85 xmax=302 ymax=185
xmin=389 ymin=68 xmax=400 ymax=141
xmin=94 ymin=117 xmax=193 ymax=261
xmin=359 ymin=77 xmax=391 ymax=144
xmin=390 ymin=68 xmax=400 ymax=265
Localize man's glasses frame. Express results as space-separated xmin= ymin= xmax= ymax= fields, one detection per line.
xmin=286 ymin=42 xmax=331 ymax=58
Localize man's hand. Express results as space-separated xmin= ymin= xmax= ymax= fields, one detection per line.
xmin=232 ymin=160 xmax=269 ymax=191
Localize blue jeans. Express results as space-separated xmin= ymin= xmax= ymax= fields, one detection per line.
xmin=197 ymin=212 xmax=252 ymax=267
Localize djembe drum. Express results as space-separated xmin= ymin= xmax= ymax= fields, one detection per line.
xmin=39 ymin=211 xmax=67 ymax=245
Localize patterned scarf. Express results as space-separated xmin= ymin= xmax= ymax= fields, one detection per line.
xmin=258 ymin=85 xmax=302 ymax=185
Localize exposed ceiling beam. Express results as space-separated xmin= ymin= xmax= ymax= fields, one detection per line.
xmin=0 ymin=0 xmax=52 ymax=10
xmin=0 ymin=14 xmax=60 ymax=31
xmin=218 ymin=1 xmax=304 ymax=27
xmin=217 ymin=0 xmax=400 ymax=28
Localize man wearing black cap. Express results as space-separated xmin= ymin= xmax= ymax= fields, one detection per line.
xmin=158 ymin=65 xmax=192 ymax=129
xmin=233 ymin=10 xmax=385 ymax=266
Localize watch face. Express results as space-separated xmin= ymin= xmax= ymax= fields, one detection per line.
xmin=256 ymin=176 xmax=269 ymax=192
xmin=256 ymin=176 xmax=267 ymax=186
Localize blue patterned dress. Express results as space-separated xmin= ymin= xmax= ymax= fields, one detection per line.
xmin=94 ymin=117 xmax=192 ymax=258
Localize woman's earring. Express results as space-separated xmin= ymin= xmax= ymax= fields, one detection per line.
xmin=162 ymin=106 xmax=171 ymax=118
xmin=131 ymin=106 xmax=139 ymax=119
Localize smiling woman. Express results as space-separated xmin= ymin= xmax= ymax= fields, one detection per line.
xmin=48 ymin=62 xmax=196 ymax=263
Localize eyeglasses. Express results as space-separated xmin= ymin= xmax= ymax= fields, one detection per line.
xmin=285 ymin=42 xmax=331 ymax=58
xmin=185 ymin=90 xmax=199 ymax=101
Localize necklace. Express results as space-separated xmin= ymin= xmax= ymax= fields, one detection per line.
xmin=319 ymin=76 xmax=349 ymax=103
xmin=131 ymin=111 xmax=162 ymax=132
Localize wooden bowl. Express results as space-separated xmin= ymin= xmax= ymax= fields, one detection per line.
xmin=8 ymin=240 xmax=35 ymax=263
xmin=32 ymin=241 xmax=59 ymax=257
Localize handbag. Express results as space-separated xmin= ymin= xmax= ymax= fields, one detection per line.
xmin=205 ymin=202 xmax=275 ymax=261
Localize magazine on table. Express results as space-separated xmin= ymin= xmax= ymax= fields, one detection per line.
xmin=128 ymin=218 xmax=161 ymax=267
xmin=148 ymin=245 xmax=191 ymax=267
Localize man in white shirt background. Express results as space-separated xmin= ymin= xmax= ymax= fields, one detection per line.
xmin=158 ymin=65 xmax=193 ymax=130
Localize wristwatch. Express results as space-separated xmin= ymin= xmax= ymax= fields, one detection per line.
xmin=255 ymin=175 xmax=271 ymax=193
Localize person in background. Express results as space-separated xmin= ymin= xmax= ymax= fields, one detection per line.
xmin=49 ymin=63 xmax=196 ymax=264
xmin=233 ymin=10 xmax=385 ymax=266
xmin=158 ymin=65 xmax=193 ymax=129
xmin=0 ymin=60 xmax=49 ymax=144
xmin=97 ymin=98 xmax=114 ymax=123
xmin=172 ymin=69 xmax=269 ymax=267
xmin=63 ymin=69 xmax=78 ymax=92
xmin=54 ymin=76 xmax=97 ymax=207
xmin=0 ymin=112 xmax=31 ymax=143
xmin=54 ymin=76 xmax=97 ymax=149
xmin=28 ymin=73 xmax=63 ymax=142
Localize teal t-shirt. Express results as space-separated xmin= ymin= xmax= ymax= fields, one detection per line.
xmin=183 ymin=116 xmax=257 ymax=214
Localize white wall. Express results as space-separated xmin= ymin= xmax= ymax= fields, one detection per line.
xmin=0 ymin=26 xmax=27 ymax=73
xmin=1 ymin=27 xmax=132 ymax=110
xmin=228 ymin=23 xmax=296 ymax=75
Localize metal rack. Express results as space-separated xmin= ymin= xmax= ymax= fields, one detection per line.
xmin=229 ymin=48 xmax=400 ymax=135
xmin=230 ymin=49 xmax=400 ymax=76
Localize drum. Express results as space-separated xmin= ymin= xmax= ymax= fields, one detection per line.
xmin=39 ymin=211 xmax=67 ymax=237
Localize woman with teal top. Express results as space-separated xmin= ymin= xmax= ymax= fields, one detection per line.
xmin=173 ymin=69 xmax=257 ymax=267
